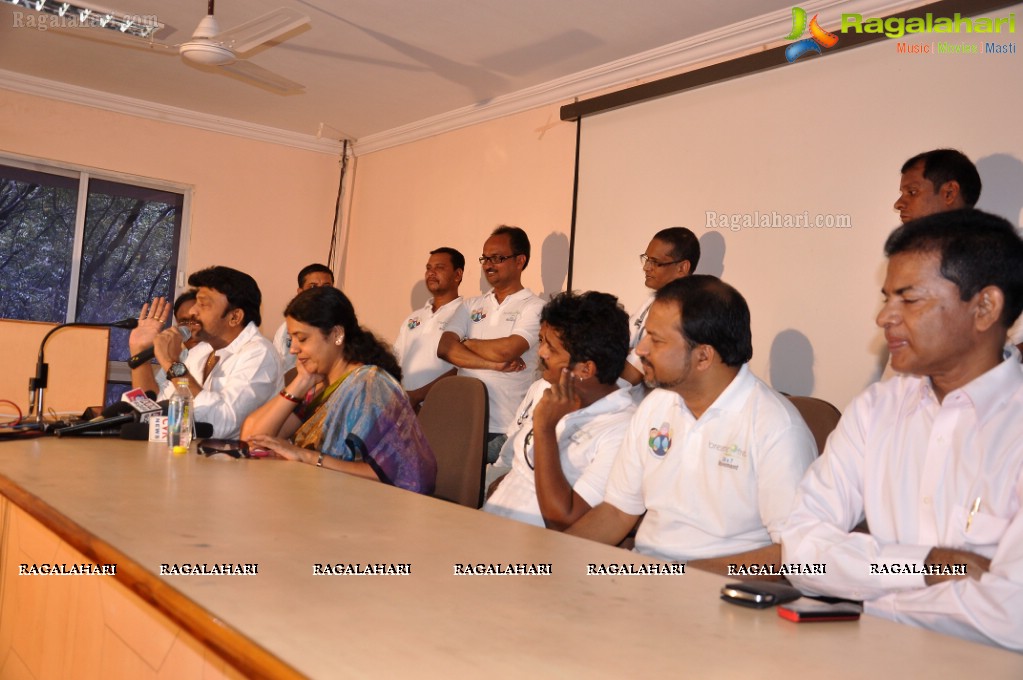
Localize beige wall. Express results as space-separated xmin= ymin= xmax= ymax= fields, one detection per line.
xmin=343 ymin=103 xmax=577 ymax=342
xmin=1 ymin=89 xmax=341 ymax=334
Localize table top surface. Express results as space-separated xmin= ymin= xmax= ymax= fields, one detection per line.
xmin=1 ymin=437 xmax=1020 ymax=678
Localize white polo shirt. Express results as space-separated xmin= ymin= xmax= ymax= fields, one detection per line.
xmin=484 ymin=384 xmax=640 ymax=527
xmin=393 ymin=297 xmax=463 ymax=391
xmin=272 ymin=320 xmax=296 ymax=373
xmin=625 ymin=295 xmax=654 ymax=373
xmin=449 ymin=288 xmax=544 ymax=432
xmin=604 ymin=364 xmax=816 ymax=563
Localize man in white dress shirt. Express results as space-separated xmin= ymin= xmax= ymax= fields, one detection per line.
xmin=621 ymin=227 xmax=700 ymax=385
xmin=782 ymin=209 xmax=1023 ymax=650
xmin=439 ymin=226 xmax=544 ymax=462
xmin=129 ymin=266 xmax=282 ymax=439
xmin=568 ymin=276 xmax=816 ymax=571
xmin=483 ymin=291 xmax=638 ymax=529
xmin=394 ymin=247 xmax=465 ymax=409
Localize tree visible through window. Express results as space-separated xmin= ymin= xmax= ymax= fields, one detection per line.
xmin=0 ymin=161 xmax=186 ymax=406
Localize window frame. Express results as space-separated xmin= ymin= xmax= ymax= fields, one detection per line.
xmin=1 ymin=151 xmax=193 ymax=382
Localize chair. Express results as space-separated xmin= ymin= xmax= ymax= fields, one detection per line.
xmin=785 ymin=395 xmax=842 ymax=455
xmin=418 ymin=376 xmax=489 ymax=508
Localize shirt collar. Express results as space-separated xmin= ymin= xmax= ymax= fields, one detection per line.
xmin=702 ymin=363 xmax=755 ymax=415
xmin=214 ymin=322 xmax=259 ymax=359
xmin=941 ymin=347 xmax=1023 ymax=423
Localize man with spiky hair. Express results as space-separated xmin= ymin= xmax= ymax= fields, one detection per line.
xmin=484 ymin=291 xmax=637 ymax=529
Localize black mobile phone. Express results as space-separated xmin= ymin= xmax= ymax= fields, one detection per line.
xmin=778 ymin=599 xmax=862 ymax=622
xmin=720 ymin=582 xmax=802 ymax=609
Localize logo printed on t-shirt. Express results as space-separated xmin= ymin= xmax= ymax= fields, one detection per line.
xmin=470 ymin=308 xmax=487 ymax=323
xmin=407 ymin=317 xmax=421 ymax=330
xmin=709 ymin=442 xmax=746 ymax=470
xmin=648 ymin=422 xmax=672 ymax=457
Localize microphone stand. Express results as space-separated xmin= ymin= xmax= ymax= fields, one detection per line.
xmin=28 ymin=318 xmax=139 ymax=430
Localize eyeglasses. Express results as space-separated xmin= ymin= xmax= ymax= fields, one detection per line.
xmin=479 ymin=254 xmax=518 ymax=265
xmin=523 ymin=429 xmax=535 ymax=470
xmin=639 ymin=254 xmax=684 ymax=268
xmin=197 ymin=438 xmax=250 ymax=458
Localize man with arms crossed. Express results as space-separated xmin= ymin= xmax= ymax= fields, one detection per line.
xmin=782 ymin=210 xmax=1023 ymax=650
xmin=568 ymin=276 xmax=816 ymax=572
xmin=439 ymin=226 xmax=544 ymax=462
xmin=394 ymin=247 xmax=465 ymax=409
xmin=483 ymin=291 xmax=637 ymax=529
xmin=129 ymin=266 xmax=282 ymax=439
xmin=621 ymin=227 xmax=700 ymax=385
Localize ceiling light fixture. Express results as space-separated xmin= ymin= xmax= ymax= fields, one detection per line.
xmin=6 ymin=0 xmax=164 ymax=39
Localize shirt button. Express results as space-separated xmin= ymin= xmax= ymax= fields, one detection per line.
xmin=923 ymin=497 xmax=932 ymax=505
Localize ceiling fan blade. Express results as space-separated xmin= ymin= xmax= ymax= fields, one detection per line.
xmin=219 ymin=60 xmax=305 ymax=93
xmin=213 ymin=8 xmax=310 ymax=55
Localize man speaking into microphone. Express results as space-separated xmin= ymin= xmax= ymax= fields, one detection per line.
xmin=128 ymin=266 xmax=282 ymax=439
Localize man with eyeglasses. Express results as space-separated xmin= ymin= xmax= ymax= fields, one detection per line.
xmin=621 ymin=228 xmax=700 ymax=385
xmin=151 ymin=290 xmax=202 ymax=392
xmin=439 ymin=225 xmax=544 ymax=462
xmin=272 ymin=263 xmax=335 ymax=375
xmin=483 ymin=291 xmax=638 ymax=529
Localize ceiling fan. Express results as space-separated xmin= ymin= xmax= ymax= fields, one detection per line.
xmin=175 ymin=0 xmax=310 ymax=92
xmin=38 ymin=0 xmax=311 ymax=92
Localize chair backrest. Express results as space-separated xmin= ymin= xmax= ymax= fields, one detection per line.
xmin=418 ymin=376 xmax=489 ymax=508
xmin=786 ymin=395 xmax=842 ymax=455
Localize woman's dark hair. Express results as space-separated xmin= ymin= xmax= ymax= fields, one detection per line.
xmin=285 ymin=287 xmax=403 ymax=381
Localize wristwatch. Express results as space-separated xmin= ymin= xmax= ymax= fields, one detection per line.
xmin=167 ymin=362 xmax=188 ymax=378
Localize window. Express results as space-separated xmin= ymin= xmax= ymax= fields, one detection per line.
xmin=0 ymin=157 xmax=189 ymax=405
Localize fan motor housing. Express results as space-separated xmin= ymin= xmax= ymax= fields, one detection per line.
xmin=180 ymin=41 xmax=235 ymax=66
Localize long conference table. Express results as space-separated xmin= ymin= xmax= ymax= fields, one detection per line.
xmin=1 ymin=437 xmax=1020 ymax=678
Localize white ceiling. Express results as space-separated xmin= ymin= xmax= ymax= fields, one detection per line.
xmin=0 ymin=0 xmax=803 ymax=145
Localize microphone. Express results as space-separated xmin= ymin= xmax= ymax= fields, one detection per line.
xmin=28 ymin=317 xmax=141 ymax=429
xmin=54 ymin=391 xmax=159 ymax=437
xmin=127 ymin=326 xmax=192 ymax=369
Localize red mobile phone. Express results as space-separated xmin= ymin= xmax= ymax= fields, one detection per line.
xmin=778 ymin=599 xmax=862 ymax=623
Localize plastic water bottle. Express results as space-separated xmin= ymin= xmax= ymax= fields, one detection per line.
xmin=167 ymin=378 xmax=193 ymax=455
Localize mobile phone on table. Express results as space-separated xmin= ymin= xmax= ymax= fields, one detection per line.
xmin=720 ymin=582 xmax=801 ymax=609
xmin=778 ymin=598 xmax=862 ymax=622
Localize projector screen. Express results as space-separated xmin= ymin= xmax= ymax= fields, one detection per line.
xmin=572 ymin=5 xmax=1023 ymax=409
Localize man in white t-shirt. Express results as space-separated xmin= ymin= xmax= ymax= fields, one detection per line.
xmin=782 ymin=210 xmax=1023 ymax=650
xmin=621 ymin=227 xmax=700 ymax=385
xmin=272 ymin=263 xmax=334 ymax=374
xmin=484 ymin=291 xmax=639 ymax=529
xmin=439 ymin=226 xmax=544 ymax=462
xmin=568 ymin=276 xmax=816 ymax=573
xmin=394 ymin=247 xmax=465 ymax=409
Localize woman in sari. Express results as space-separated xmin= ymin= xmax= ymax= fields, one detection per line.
xmin=243 ymin=287 xmax=436 ymax=494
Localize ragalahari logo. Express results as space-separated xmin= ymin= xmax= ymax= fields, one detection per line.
xmin=784 ymin=7 xmax=839 ymax=62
